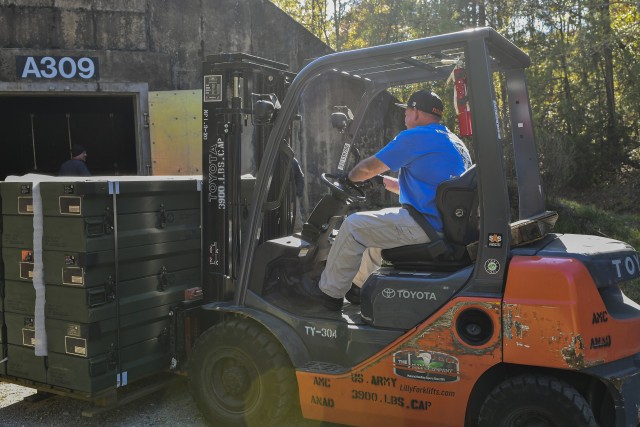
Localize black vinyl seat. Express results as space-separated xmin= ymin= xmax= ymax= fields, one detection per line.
xmin=381 ymin=165 xmax=479 ymax=271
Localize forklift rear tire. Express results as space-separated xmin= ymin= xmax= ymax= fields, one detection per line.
xmin=477 ymin=374 xmax=597 ymax=427
xmin=188 ymin=318 xmax=298 ymax=426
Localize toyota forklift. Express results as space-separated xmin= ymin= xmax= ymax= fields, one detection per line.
xmin=184 ymin=28 xmax=640 ymax=426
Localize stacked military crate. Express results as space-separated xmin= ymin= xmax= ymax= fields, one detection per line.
xmin=0 ymin=181 xmax=44 ymax=381
xmin=0 ymin=176 xmax=201 ymax=397
xmin=0 ymin=198 xmax=5 ymax=376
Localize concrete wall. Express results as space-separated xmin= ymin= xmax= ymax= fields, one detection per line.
xmin=0 ymin=0 xmax=332 ymax=89
xmin=0 ymin=0 xmax=402 ymax=209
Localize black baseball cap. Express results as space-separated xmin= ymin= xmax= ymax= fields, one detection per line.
xmin=396 ymin=90 xmax=444 ymax=117
xmin=71 ymin=144 xmax=86 ymax=157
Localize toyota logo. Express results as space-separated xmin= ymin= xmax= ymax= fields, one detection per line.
xmin=382 ymin=288 xmax=396 ymax=298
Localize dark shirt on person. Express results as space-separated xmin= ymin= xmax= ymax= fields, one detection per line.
xmin=58 ymin=159 xmax=91 ymax=176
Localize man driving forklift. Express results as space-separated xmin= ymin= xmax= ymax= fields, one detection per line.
xmin=293 ymin=89 xmax=472 ymax=311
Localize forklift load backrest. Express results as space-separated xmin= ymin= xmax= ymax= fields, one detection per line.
xmin=381 ymin=165 xmax=478 ymax=270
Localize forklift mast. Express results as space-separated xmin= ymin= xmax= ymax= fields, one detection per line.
xmin=201 ymin=54 xmax=296 ymax=302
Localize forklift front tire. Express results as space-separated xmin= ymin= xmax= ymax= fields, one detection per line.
xmin=188 ymin=318 xmax=298 ymax=427
xmin=477 ymin=374 xmax=597 ymax=427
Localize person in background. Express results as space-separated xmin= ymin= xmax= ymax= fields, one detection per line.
xmin=59 ymin=144 xmax=91 ymax=176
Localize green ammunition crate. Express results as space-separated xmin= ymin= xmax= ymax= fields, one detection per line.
xmin=47 ymin=349 xmax=116 ymax=393
xmin=42 ymin=239 xmax=200 ymax=288
xmin=39 ymin=178 xmax=200 ymax=217
xmin=4 ymin=311 xmax=37 ymax=348
xmin=3 ymin=267 xmax=198 ymax=323
xmin=0 ymin=259 xmax=4 ymax=308
xmin=6 ymin=303 xmax=171 ymax=357
xmin=47 ymin=336 xmax=170 ymax=393
xmin=6 ymin=344 xmax=47 ymax=383
xmin=0 ymin=311 xmax=4 ymax=344
xmin=0 ymin=182 xmax=35 ymax=216
xmin=3 ymin=280 xmax=35 ymax=315
xmin=45 ymin=303 xmax=172 ymax=358
xmin=1 ymin=178 xmax=200 ymax=218
xmin=2 ymin=248 xmax=34 ymax=282
xmin=46 ymin=284 xmax=111 ymax=322
xmin=1 ymin=215 xmax=34 ymax=249
xmin=0 ymin=311 xmax=5 ymax=376
xmin=42 ymin=208 xmax=200 ymax=252
xmin=45 ymin=267 xmax=199 ymax=322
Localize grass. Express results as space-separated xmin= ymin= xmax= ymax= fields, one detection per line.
xmin=548 ymin=198 xmax=640 ymax=249
xmin=547 ymin=197 xmax=640 ymax=302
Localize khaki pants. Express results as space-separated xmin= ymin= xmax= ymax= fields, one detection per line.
xmin=319 ymin=207 xmax=431 ymax=299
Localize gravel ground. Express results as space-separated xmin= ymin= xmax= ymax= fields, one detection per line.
xmin=0 ymin=377 xmax=210 ymax=426
xmin=0 ymin=378 xmax=332 ymax=427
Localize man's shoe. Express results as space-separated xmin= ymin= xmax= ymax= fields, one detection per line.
xmin=291 ymin=277 xmax=343 ymax=311
xmin=317 ymin=293 xmax=344 ymax=311
xmin=345 ymin=284 xmax=361 ymax=305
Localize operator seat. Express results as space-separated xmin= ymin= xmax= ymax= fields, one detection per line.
xmin=381 ymin=165 xmax=478 ymax=271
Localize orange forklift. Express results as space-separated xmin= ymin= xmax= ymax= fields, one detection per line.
xmin=185 ymin=28 xmax=640 ymax=426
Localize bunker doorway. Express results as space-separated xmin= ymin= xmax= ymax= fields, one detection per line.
xmin=0 ymin=95 xmax=137 ymax=179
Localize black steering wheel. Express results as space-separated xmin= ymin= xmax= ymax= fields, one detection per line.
xmin=321 ymin=173 xmax=366 ymax=203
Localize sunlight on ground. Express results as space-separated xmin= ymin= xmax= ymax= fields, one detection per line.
xmin=0 ymin=382 xmax=37 ymax=408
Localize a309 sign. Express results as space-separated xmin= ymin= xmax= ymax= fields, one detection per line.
xmin=16 ymin=56 xmax=99 ymax=80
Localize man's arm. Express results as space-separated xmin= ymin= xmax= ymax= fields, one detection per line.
xmin=348 ymin=155 xmax=400 ymax=194
xmin=347 ymin=155 xmax=389 ymax=182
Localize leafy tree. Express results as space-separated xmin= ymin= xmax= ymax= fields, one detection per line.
xmin=269 ymin=0 xmax=640 ymax=191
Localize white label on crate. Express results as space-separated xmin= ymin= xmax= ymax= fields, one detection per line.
xmin=65 ymin=336 xmax=88 ymax=357
xmin=22 ymin=329 xmax=36 ymax=347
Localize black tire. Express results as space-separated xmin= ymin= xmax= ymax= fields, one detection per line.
xmin=188 ymin=318 xmax=298 ymax=427
xmin=478 ymin=374 xmax=597 ymax=427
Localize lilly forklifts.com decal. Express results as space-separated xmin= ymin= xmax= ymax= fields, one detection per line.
xmin=393 ymin=350 xmax=460 ymax=383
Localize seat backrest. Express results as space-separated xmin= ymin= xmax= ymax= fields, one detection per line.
xmin=435 ymin=164 xmax=479 ymax=246
xmin=380 ymin=165 xmax=478 ymax=269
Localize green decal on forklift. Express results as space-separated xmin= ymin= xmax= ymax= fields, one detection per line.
xmin=483 ymin=259 xmax=500 ymax=275
xmin=393 ymin=350 xmax=460 ymax=383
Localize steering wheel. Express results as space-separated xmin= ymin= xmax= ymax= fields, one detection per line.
xmin=321 ymin=173 xmax=366 ymax=203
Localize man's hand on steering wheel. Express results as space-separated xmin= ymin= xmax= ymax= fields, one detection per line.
xmin=369 ymin=174 xmax=385 ymax=188
xmin=321 ymin=172 xmax=367 ymax=203
xmin=356 ymin=174 xmax=385 ymax=191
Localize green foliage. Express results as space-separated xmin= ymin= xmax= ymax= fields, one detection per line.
xmin=270 ymin=0 xmax=640 ymax=188
xmin=548 ymin=197 xmax=640 ymax=250
xmin=621 ymin=278 xmax=640 ymax=305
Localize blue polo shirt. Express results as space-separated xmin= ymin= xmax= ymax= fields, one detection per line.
xmin=375 ymin=123 xmax=471 ymax=232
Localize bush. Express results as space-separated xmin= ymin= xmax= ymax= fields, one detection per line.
xmin=537 ymin=130 xmax=578 ymax=192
